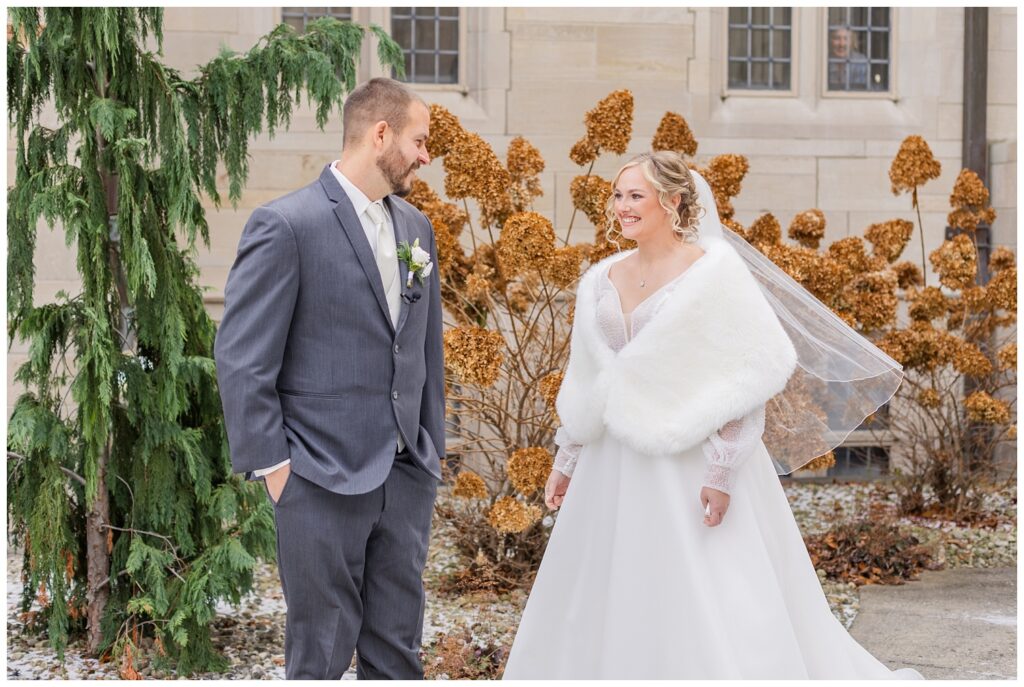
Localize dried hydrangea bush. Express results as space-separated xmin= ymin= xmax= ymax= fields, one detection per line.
xmin=412 ymin=93 xmax=1017 ymax=592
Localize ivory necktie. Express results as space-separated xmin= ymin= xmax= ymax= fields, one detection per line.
xmin=365 ymin=201 xmax=405 ymax=453
xmin=366 ymin=201 xmax=400 ymax=327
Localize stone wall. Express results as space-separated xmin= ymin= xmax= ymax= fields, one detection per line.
xmin=7 ymin=7 xmax=1017 ymax=454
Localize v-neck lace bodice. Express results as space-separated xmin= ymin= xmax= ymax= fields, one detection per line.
xmin=597 ymin=262 xmax=694 ymax=351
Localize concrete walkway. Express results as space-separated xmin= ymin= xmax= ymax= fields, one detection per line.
xmin=850 ymin=567 xmax=1017 ymax=680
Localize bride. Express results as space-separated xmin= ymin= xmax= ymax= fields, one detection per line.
xmin=501 ymin=151 xmax=923 ymax=679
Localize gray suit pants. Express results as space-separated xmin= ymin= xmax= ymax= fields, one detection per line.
xmin=269 ymin=454 xmax=437 ymax=679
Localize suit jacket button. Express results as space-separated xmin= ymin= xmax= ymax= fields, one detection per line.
xmin=392 ymin=390 xmax=399 ymax=400
xmin=394 ymin=344 xmax=400 ymax=353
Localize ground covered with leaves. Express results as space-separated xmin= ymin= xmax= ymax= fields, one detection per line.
xmin=7 ymin=480 xmax=1016 ymax=679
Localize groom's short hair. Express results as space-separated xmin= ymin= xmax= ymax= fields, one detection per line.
xmin=342 ymin=78 xmax=426 ymax=149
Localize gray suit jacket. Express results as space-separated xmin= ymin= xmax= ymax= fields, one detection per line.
xmin=215 ymin=165 xmax=445 ymax=494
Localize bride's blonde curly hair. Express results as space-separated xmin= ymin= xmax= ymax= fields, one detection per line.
xmin=604 ymin=151 xmax=702 ymax=243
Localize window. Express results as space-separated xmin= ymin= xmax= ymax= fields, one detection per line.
xmin=282 ymin=7 xmax=352 ymax=33
xmin=391 ymin=7 xmax=459 ymax=85
xmin=826 ymin=445 xmax=890 ymax=478
xmin=727 ymin=7 xmax=793 ymax=90
xmin=826 ymin=7 xmax=890 ymax=92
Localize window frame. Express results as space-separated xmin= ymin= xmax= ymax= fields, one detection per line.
xmin=279 ymin=7 xmax=354 ymax=34
xmin=722 ymin=7 xmax=800 ymax=98
xmin=385 ymin=6 xmax=467 ymax=92
xmin=820 ymin=7 xmax=897 ymax=99
xmin=825 ymin=444 xmax=892 ymax=479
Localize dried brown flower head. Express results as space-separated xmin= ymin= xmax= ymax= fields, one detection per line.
xmin=487 ymin=497 xmax=542 ymax=534
xmin=544 ymin=245 xmax=584 ymax=289
xmin=748 ymin=213 xmax=782 ymax=246
xmin=471 ymin=244 xmax=506 ymax=292
xmin=651 ymin=112 xmax=698 ymax=156
xmin=587 ymin=238 xmax=623 ymax=263
xmin=497 ymin=211 xmax=556 ymax=277
xmin=997 ymin=343 xmax=1016 ymax=371
xmin=917 ymin=388 xmax=941 ymax=409
xmin=406 ymin=179 xmax=470 ymax=278
xmin=507 ymin=447 xmax=553 ymax=496
xmin=430 ymin=219 xmax=463 ymax=278
xmin=408 ymin=179 xmax=470 ymax=235
xmin=464 ymin=265 xmax=493 ymax=302
xmin=959 ymin=285 xmax=989 ymax=313
xmin=570 ymin=175 xmax=613 ymax=228
xmin=929 ymin=234 xmax=977 ymax=290
xmin=1008 ymin=425 xmax=1018 ymax=440
xmin=788 ymin=209 xmax=827 ymax=249
xmin=953 ymin=341 xmax=994 ymax=378
xmin=986 ymin=266 xmax=1017 ymax=312
xmin=444 ymin=326 xmax=505 ymax=387
xmin=889 ymin=135 xmax=941 ymax=196
xmin=584 ymin=90 xmax=633 ymax=155
xmin=700 ymin=154 xmax=749 ymax=220
xmin=950 ymin=168 xmax=990 ymax=207
xmin=453 ymin=470 xmax=488 ymax=500
xmin=948 ymin=207 xmax=997 ymax=233
xmin=828 ymin=237 xmax=885 ymax=278
xmin=538 ymin=371 xmax=564 ymax=409
xmin=843 ymin=272 xmax=898 ymax=332
xmin=427 ymin=104 xmax=468 ymax=159
xmin=988 ymin=246 xmax=1016 ymax=273
xmin=783 ymin=252 xmax=842 ymax=304
xmin=507 ymin=136 xmax=545 ymax=210
xmin=865 ymin=219 xmax=915 ymax=263
xmin=891 ymin=261 xmax=924 ymax=290
xmin=908 ymin=286 xmax=948 ymax=322
xmin=569 ymin=136 xmax=600 ymax=166
xmin=963 ymin=391 xmax=1011 ymax=425
xmin=801 ymin=451 xmax=836 ymax=472
xmin=947 ymin=169 xmax=997 ymax=232
xmin=877 ymin=322 xmax=958 ymax=371
xmin=760 ymin=243 xmax=820 ymax=286
xmin=444 ymin=132 xmax=513 ymax=227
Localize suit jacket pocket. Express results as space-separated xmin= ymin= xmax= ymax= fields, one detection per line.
xmin=278 ymin=388 xmax=345 ymax=399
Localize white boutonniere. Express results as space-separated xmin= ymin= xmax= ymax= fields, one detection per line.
xmin=397 ymin=238 xmax=434 ymax=288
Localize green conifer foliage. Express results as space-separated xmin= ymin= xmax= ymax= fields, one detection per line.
xmin=7 ymin=8 xmax=403 ymax=674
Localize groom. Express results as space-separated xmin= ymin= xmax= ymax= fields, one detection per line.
xmin=215 ymin=77 xmax=445 ymax=679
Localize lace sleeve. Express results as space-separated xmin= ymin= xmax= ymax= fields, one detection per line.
xmin=552 ymin=426 xmax=583 ymax=478
xmin=700 ymin=406 xmax=766 ymax=495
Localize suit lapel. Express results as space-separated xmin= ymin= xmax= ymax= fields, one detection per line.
xmin=320 ymin=166 xmax=394 ymax=332
xmin=386 ymin=195 xmax=414 ymax=335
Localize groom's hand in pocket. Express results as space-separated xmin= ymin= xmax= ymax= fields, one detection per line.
xmin=265 ymin=463 xmax=291 ymax=504
xmin=545 ymin=470 xmax=571 ymax=511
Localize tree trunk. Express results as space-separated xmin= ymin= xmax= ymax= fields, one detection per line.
xmin=85 ymin=441 xmax=111 ymax=653
xmin=85 ymin=167 xmax=125 ymax=654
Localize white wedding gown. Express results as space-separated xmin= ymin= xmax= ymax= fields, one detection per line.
xmin=501 ymin=263 xmax=923 ymax=680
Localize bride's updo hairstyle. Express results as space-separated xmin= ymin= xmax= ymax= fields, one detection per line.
xmin=604 ymin=151 xmax=702 ymax=243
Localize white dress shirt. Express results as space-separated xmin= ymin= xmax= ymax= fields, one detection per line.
xmin=253 ymin=163 xmax=404 ymax=478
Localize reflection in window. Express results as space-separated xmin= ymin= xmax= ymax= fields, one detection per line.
xmin=827 ymin=7 xmax=890 ymax=91
xmin=727 ymin=7 xmax=793 ymax=90
xmin=391 ymin=7 xmax=459 ymax=85
xmin=282 ymin=7 xmax=352 ymax=33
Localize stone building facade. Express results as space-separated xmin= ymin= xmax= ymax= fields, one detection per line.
xmin=7 ymin=6 xmax=1017 ymax=477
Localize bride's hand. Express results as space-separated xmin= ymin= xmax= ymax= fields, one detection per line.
xmin=545 ymin=470 xmax=571 ymax=511
xmin=700 ymin=486 xmax=730 ymax=527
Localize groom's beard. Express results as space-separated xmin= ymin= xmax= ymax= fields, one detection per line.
xmin=378 ymin=144 xmax=419 ymax=197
